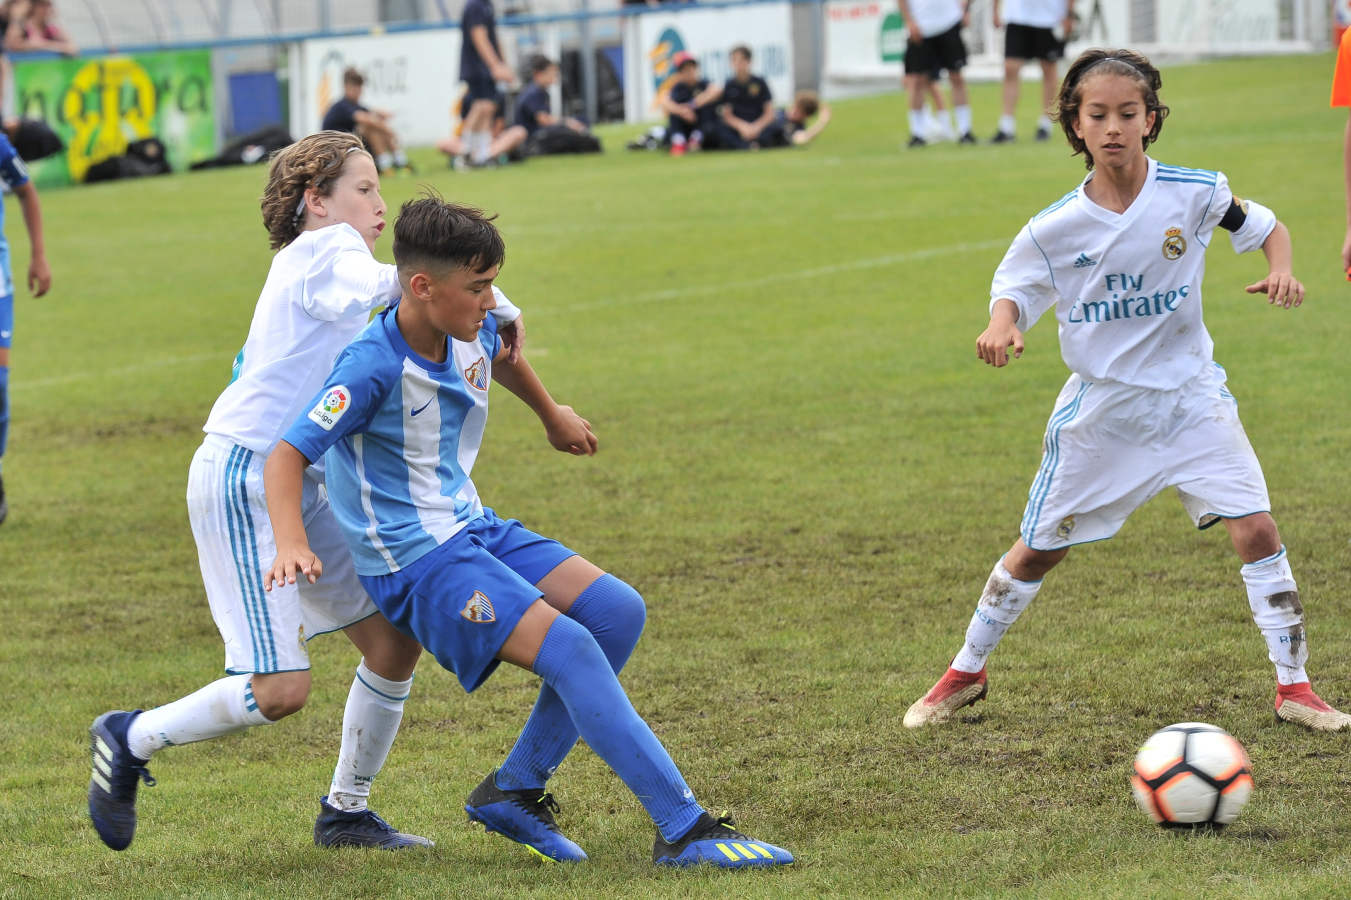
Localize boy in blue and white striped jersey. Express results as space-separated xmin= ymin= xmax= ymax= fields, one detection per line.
xmin=263 ymin=197 xmax=795 ymax=868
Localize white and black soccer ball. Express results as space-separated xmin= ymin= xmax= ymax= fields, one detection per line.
xmin=1130 ymin=722 xmax=1253 ymax=828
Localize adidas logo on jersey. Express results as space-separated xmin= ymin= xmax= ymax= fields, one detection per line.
xmin=1072 ymin=252 xmax=1097 ymax=268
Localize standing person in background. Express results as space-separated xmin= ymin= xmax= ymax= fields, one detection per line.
xmin=0 ymin=126 xmax=49 ymax=524
xmin=1331 ymin=25 xmax=1351 ymax=275
xmin=460 ymin=0 xmax=515 ymax=168
xmin=899 ymin=0 xmax=975 ymax=147
xmin=321 ymin=68 xmax=412 ymax=174
xmin=990 ymin=0 xmax=1073 ymax=143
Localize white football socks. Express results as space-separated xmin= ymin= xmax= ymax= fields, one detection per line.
xmin=1241 ymin=546 xmax=1308 ymax=686
xmin=908 ymin=109 xmax=926 ymax=139
xmin=999 ymin=114 xmax=1017 ymax=136
xmin=470 ymin=131 xmax=491 ymax=164
xmin=127 ymin=674 xmax=273 ymax=760
xmin=326 ymin=661 xmax=412 ymax=812
xmin=955 ymin=105 xmax=972 ymax=137
xmin=951 ymin=560 xmax=1042 ymax=673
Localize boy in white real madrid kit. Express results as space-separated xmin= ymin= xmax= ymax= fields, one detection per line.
xmin=905 ymin=49 xmax=1351 ymax=732
xmin=86 ymin=132 xmax=526 ymax=852
xmin=263 ymin=198 xmax=794 ymax=868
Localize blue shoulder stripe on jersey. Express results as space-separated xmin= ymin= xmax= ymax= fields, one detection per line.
xmin=1028 ymin=226 xmax=1058 ymax=294
xmin=222 ymin=446 xmax=263 ymax=673
xmin=1156 ymin=176 xmax=1216 ymax=185
xmin=1033 ymin=189 xmax=1078 ymax=221
xmin=1156 ymin=163 xmax=1217 ymax=182
xmin=1021 ymin=382 xmax=1091 ymax=542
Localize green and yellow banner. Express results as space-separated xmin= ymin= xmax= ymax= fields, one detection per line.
xmin=13 ymin=50 xmax=217 ymax=186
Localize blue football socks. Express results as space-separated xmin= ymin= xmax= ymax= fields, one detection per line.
xmin=495 ymin=575 xmax=645 ymax=791
xmin=0 ymin=365 xmax=9 ymax=466
xmin=529 ymin=612 xmax=703 ymax=842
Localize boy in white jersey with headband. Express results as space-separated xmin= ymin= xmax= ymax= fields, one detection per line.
xmin=905 ymin=49 xmax=1350 ymax=732
xmin=87 ymin=131 xmax=526 ymax=852
xmin=263 ymin=197 xmax=794 ymax=868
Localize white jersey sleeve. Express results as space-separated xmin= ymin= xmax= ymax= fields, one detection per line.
xmin=301 ymin=224 xmax=401 ymax=321
xmin=1196 ymin=171 xmax=1277 ymax=256
xmin=990 ymin=220 xmax=1059 ymax=333
xmin=489 ymin=286 xmax=520 ymax=324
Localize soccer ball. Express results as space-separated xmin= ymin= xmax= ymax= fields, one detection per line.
xmin=1130 ymin=722 xmax=1253 ymax=828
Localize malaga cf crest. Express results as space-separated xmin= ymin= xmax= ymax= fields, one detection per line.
xmin=1162 ymin=226 xmax=1187 ymax=260
xmin=461 ymin=590 xmax=496 ymax=623
xmin=464 ymin=356 xmax=488 ymax=391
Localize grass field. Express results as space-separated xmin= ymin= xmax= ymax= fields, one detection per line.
xmin=2 ymin=51 xmax=1349 ymax=898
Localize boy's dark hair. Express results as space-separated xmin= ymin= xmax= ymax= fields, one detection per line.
xmin=1055 ymin=48 xmax=1169 ymax=170
xmin=260 ymin=130 xmax=369 ymax=250
xmin=730 ymin=44 xmax=751 ymax=62
xmin=528 ymin=53 xmax=556 ymax=76
xmin=393 ymin=196 xmax=505 ymax=276
xmin=342 ymin=67 xmax=364 ymax=87
xmin=793 ymin=90 xmax=819 ymax=118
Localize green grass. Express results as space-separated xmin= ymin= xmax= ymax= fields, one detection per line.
xmin=3 ymin=52 xmax=1350 ymax=897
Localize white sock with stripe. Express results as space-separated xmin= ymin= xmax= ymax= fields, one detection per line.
xmin=951 ymin=560 xmax=1042 ymax=673
xmin=326 ymin=661 xmax=412 ymax=812
xmin=1241 ymin=546 xmax=1309 ymax=686
xmin=126 ymin=674 xmax=273 ymax=760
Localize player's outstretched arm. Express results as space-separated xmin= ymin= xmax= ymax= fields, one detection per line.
xmin=262 ymin=440 xmax=324 ymax=589
xmin=1245 ymin=220 xmax=1304 ymax=309
xmin=492 ymin=348 xmax=597 ymax=456
xmin=976 ymin=298 xmax=1025 ymax=367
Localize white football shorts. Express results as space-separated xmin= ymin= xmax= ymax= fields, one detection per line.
xmin=186 ymin=434 xmax=377 ymax=674
xmin=1020 ymin=363 xmax=1270 ymax=551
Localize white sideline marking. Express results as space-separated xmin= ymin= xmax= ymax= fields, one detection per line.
xmin=564 ymin=239 xmax=1009 ymax=314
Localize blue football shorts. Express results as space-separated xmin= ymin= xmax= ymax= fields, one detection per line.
xmin=360 ymin=508 xmax=576 ymax=692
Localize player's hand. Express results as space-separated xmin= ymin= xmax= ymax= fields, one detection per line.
xmin=993 ymin=10 xmax=1003 ymax=28
xmin=907 ymin=21 xmax=923 ymax=41
xmin=28 ymin=255 xmax=50 ymax=297
xmin=976 ymin=319 xmax=1025 ymax=367
xmin=498 ymin=312 xmax=525 ymax=365
xmin=1245 ymin=271 xmax=1304 ymax=309
xmin=264 ymin=546 xmax=323 ymax=591
xmin=679 ymin=106 xmax=696 ymax=123
xmin=1341 ymin=227 xmax=1351 ymax=274
xmin=492 ymin=62 xmax=515 ymax=85
xmin=544 ymin=404 xmax=597 ymax=456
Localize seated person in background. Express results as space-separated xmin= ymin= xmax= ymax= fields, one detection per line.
xmin=322 ymin=67 xmax=411 ymax=173
xmin=437 ymin=92 xmax=525 ymax=168
xmin=5 ymin=0 xmax=76 ymax=56
xmin=763 ymin=90 xmax=832 ymax=148
xmin=659 ymin=52 xmax=719 ymax=156
xmin=515 ymin=55 xmax=601 ymax=155
xmin=713 ymin=45 xmax=775 ymax=150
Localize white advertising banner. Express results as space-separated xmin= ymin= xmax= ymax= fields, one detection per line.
xmin=824 ymin=0 xmax=905 ymax=82
xmin=623 ymin=2 xmax=794 ymax=123
xmin=289 ymin=29 xmax=461 ymax=147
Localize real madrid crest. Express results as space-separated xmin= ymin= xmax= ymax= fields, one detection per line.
xmin=1162 ymin=226 xmax=1186 ymax=260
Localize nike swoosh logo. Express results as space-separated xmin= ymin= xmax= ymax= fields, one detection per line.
xmin=410 ymin=399 xmax=433 ymax=417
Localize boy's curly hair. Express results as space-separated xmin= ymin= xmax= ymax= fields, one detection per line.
xmin=1054 ymin=48 xmax=1169 ymax=170
xmin=260 ymin=131 xmax=369 ymax=250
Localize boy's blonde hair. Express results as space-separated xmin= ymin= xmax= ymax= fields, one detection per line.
xmin=260 ymin=131 xmax=369 ymax=250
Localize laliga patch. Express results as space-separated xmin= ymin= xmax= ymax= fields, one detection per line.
xmin=1235 ymin=196 xmax=1250 ymax=216
xmin=308 ymin=385 xmax=351 ymax=431
xmin=464 ymin=356 xmax=488 ymax=392
xmin=1056 ymin=516 xmax=1076 ymax=540
xmin=1162 ymin=226 xmax=1187 ymax=261
xmin=461 ymin=590 xmax=496 ymax=623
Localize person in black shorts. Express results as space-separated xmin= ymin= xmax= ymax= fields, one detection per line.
xmin=659 ymin=52 xmax=719 ymax=156
xmin=899 ymin=0 xmax=975 ymax=147
xmin=990 ymin=0 xmax=1073 ymax=142
xmin=460 ymin=0 xmax=515 ymax=166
